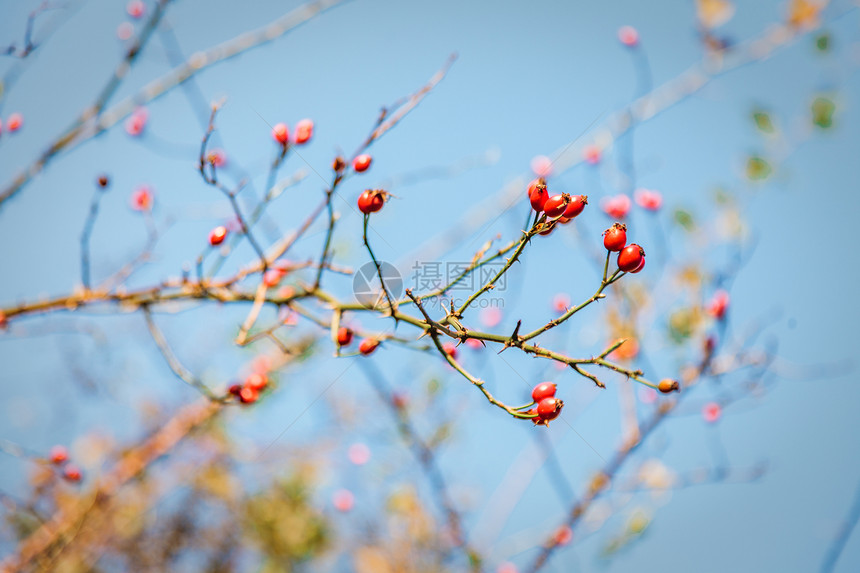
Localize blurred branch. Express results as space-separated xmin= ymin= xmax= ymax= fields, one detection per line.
xmin=359 ymin=359 xmax=483 ymax=571
xmin=0 ymin=0 xmax=346 ymax=209
xmin=821 ymin=476 xmax=860 ymax=573
xmin=1 ymin=398 xmax=222 ymax=572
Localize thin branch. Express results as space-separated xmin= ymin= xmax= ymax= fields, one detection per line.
xmin=142 ymin=307 xmax=218 ymax=400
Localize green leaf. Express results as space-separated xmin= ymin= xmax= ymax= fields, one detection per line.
xmin=673 ymin=209 xmax=696 ymax=232
xmin=812 ymin=96 xmax=835 ymax=129
xmin=746 ymin=155 xmax=772 ymax=180
xmin=752 ymin=111 xmax=774 ymax=133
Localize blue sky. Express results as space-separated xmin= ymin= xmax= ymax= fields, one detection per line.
xmin=1 ymin=1 xmax=859 ymax=571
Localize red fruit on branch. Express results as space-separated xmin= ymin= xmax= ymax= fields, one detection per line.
xmin=618 ymin=25 xmax=639 ymax=47
xmin=272 ymin=123 xmax=289 ymax=145
xmin=239 ymin=386 xmax=259 ymax=404
xmin=528 ymin=178 xmax=548 ymax=212
xmin=62 ymin=464 xmax=82 ymax=482
xmin=263 ymin=269 xmax=284 ymax=287
xmin=563 ymin=194 xmax=588 ymax=218
xmin=127 ymin=0 xmax=145 ymax=18
xmin=294 ymin=119 xmax=314 ymax=144
xmin=357 ymin=189 xmax=386 ymax=214
xmin=536 ymin=397 xmax=564 ymax=424
xmin=531 ymin=382 xmax=557 ymax=402
xmin=245 ymin=373 xmax=268 ymax=391
xmin=658 ymin=379 xmax=680 ymax=394
xmin=443 ymin=343 xmax=458 ymax=360
xmin=6 ymin=113 xmax=23 ymax=133
xmin=617 ymin=243 xmax=645 ymax=272
xmin=359 ymin=338 xmax=379 ymax=355
xmin=543 ymin=193 xmax=571 ymax=218
xmin=208 ymin=226 xmax=228 ymax=246
xmin=353 ymin=154 xmax=372 ymax=172
xmin=49 ymin=445 xmax=68 ymax=465
xmin=337 ymin=326 xmax=354 ymax=346
xmin=603 ymin=223 xmax=627 ymax=251
xmin=707 ymin=290 xmax=730 ymax=320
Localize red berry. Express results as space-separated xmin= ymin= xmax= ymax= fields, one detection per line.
xmin=129 ymin=185 xmax=153 ymax=211
xmin=337 ymin=326 xmax=354 ymax=346
xmin=543 ymin=193 xmax=571 ymax=218
xmin=353 ymin=154 xmax=372 ymax=172
xmin=634 ymin=188 xmax=662 ymax=211
xmin=357 ymin=189 xmax=385 ymax=214
xmin=617 ymin=243 xmax=644 ymax=272
xmin=658 ymin=379 xmax=679 ymax=394
xmin=294 ymin=119 xmax=313 ymax=144
xmin=263 ymin=268 xmax=284 ymax=287
xmin=127 ymin=0 xmax=145 ymax=18
xmin=272 ymin=122 xmax=289 ymax=145
xmin=707 ymin=290 xmax=730 ymax=320
xmin=531 ymin=382 xmax=557 ymax=402
xmin=528 ymin=178 xmax=548 ymax=212
xmin=618 ymin=25 xmax=639 ymax=47
xmin=602 ymin=195 xmax=631 ymax=219
xmin=630 ymin=257 xmax=645 ymax=273
xmin=0 ymin=311 xmax=7 ymax=329
xmin=563 ymin=194 xmax=588 ymax=218
xmin=239 ymin=386 xmax=259 ymax=404
xmin=332 ymin=488 xmax=355 ymax=512
xmin=124 ymin=108 xmax=147 ymax=136
xmin=245 ymin=373 xmax=268 ymax=391
xmin=359 ymin=338 xmax=379 ymax=355
xmin=702 ymin=402 xmax=722 ymax=423
xmin=602 ymin=223 xmax=627 ymax=251
xmin=538 ymin=220 xmax=556 ymax=236
xmin=49 ymin=445 xmax=68 ymax=465
xmin=391 ymin=391 xmax=409 ymax=409
xmin=207 ymin=148 xmax=227 ymax=167
xmin=228 ymin=383 xmax=242 ymax=396
xmin=583 ymin=145 xmax=601 ymax=165
xmin=62 ymin=464 xmax=82 ymax=482
xmin=536 ymin=397 xmax=564 ymax=424
xmin=443 ymin=343 xmax=458 ymax=360
xmin=6 ymin=113 xmax=23 ymax=133
xmin=553 ymin=525 xmax=573 ymax=546
xmin=209 ymin=225 xmax=228 ymax=246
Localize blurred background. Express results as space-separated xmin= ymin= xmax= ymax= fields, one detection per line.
xmin=0 ymin=0 xmax=859 ymax=571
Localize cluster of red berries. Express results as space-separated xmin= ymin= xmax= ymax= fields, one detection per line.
xmin=228 ymin=372 xmax=269 ymax=404
xmin=524 ymin=382 xmax=565 ymax=426
xmin=338 ymin=326 xmax=380 ymax=355
xmin=602 ymin=222 xmax=646 ymax=273
xmin=48 ymin=445 xmax=82 ymax=483
xmin=271 ymin=119 xmax=314 ymax=146
xmin=527 ymin=178 xmax=588 ymax=236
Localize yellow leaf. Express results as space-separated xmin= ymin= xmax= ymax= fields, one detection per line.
xmin=697 ymin=0 xmax=735 ymax=29
xmin=788 ymin=0 xmax=828 ymax=30
xmin=354 ymin=547 xmax=392 ymax=573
